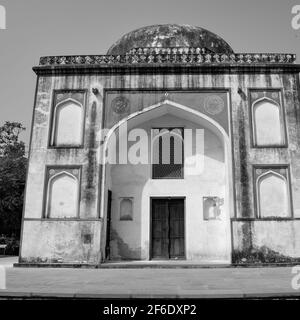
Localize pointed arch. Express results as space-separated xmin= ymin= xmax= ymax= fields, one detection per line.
xmin=251 ymin=97 xmax=285 ymax=146
xmin=46 ymin=171 xmax=79 ymax=218
xmin=51 ymin=98 xmax=84 ymax=147
xmin=99 ymin=99 xmax=232 ymax=219
xmin=256 ymin=170 xmax=290 ymax=218
xmin=103 ymin=99 xmax=229 ymax=146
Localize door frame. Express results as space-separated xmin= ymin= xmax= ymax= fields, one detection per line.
xmin=149 ymin=196 xmax=186 ymax=260
xmin=105 ymin=189 xmax=112 ymax=260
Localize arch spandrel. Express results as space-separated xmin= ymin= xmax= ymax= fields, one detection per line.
xmin=104 ymin=91 xmax=229 ymax=135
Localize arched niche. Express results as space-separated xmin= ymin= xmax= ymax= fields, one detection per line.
xmin=47 ymin=171 xmax=79 ymax=218
xmin=51 ymin=98 xmax=84 ymax=146
xmin=257 ymin=171 xmax=290 ymax=218
xmin=120 ymin=198 xmax=133 ymax=221
xmin=252 ymin=98 xmax=285 ymax=146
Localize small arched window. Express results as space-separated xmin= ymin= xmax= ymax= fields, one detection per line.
xmin=47 ymin=172 xmax=79 ymax=218
xmin=257 ymin=171 xmax=290 ymax=218
xmin=51 ymin=99 xmax=84 ymax=146
xmin=252 ymin=98 xmax=285 ymax=146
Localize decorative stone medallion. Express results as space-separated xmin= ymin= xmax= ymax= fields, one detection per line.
xmin=204 ymin=95 xmax=225 ymax=115
xmin=111 ymin=96 xmax=130 ymax=114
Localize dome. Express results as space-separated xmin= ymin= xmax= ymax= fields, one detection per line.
xmin=107 ymin=24 xmax=234 ymax=55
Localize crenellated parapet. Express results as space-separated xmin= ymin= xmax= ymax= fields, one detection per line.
xmin=39 ymin=47 xmax=296 ymax=66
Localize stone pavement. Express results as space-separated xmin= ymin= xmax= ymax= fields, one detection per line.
xmin=0 ymin=256 xmax=17 ymax=267
xmin=1 ymin=256 xmax=300 ymax=298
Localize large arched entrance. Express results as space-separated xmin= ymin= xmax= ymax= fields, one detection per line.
xmin=100 ymin=100 xmax=233 ymax=264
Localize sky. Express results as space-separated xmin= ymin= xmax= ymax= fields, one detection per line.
xmin=0 ymin=0 xmax=299 ymax=146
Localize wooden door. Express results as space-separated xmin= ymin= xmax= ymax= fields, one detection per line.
xmin=151 ymin=198 xmax=185 ymax=259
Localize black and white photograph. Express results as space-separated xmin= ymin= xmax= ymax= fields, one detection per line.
xmin=0 ymin=0 xmax=300 ymax=317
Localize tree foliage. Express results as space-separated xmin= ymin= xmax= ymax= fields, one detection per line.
xmin=0 ymin=121 xmax=27 ymax=237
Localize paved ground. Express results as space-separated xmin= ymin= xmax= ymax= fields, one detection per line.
xmin=0 ymin=256 xmax=17 ymax=267
xmin=1 ymin=256 xmax=300 ymax=298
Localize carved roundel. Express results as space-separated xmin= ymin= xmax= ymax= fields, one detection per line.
xmin=111 ymin=96 xmax=130 ymax=114
xmin=204 ymin=95 xmax=225 ymax=115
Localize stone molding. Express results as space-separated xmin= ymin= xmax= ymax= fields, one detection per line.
xmin=39 ymin=47 xmax=296 ymax=66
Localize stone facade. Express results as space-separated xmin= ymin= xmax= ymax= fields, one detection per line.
xmin=19 ymin=25 xmax=300 ymax=266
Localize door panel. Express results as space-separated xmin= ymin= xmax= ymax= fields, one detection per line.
xmin=152 ymin=200 xmax=169 ymax=259
xmin=151 ymin=199 xmax=185 ymax=259
xmin=169 ymin=200 xmax=185 ymax=258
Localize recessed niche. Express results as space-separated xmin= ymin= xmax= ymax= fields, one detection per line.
xmin=203 ymin=197 xmax=224 ymax=220
xmin=120 ymin=198 xmax=133 ymax=221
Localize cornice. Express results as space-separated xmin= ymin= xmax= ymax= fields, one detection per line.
xmin=33 ymin=63 xmax=300 ymax=76
xmin=34 ymin=48 xmax=300 ymax=75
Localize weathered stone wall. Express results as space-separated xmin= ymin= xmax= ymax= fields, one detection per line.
xmin=230 ymin=72 xmax=300 ymax=263
xmin=232 ymin=220 xmax=300 ymax=263
xmin=20 ymin=69 xmax=300 ymax=264
xmin=21 ymin=75 xmax=103 ymax=263
xmin=21 ymin=220 xmax=101 ymax=264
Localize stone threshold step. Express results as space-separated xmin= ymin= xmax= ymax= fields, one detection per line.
xmin=14 ymin=263 xmax=98 ymax=268
xmin=13 ymin=261 xmax=300 ymax=269
xmin=1 ymin=291 xmax=300 ymax=299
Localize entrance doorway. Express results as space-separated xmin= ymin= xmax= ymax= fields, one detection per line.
xmin=151 ymin=198 xmax=185 ymax=260
xmin=102 ymin=100 xmax=233 ymax=262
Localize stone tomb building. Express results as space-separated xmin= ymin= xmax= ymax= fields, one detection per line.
xmin=19 ymin=24 xmax=300 ymax=265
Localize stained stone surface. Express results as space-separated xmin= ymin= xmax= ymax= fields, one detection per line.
xmin=107 ymin=24 xmax=234 ymax=55
xmin=20 ymin=22 xmax=300 ymax=266
xmin=0 ymin=259 xmax=299 ymax=299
